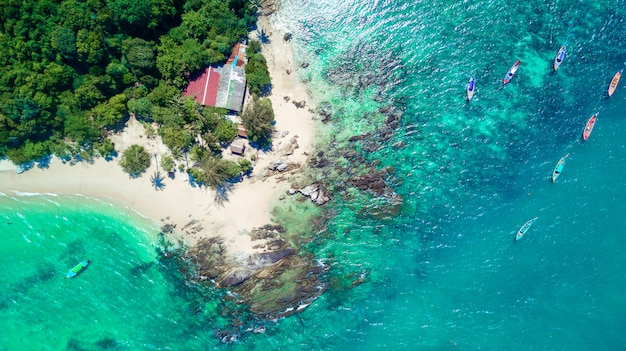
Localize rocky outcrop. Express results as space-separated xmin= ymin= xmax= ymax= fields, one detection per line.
xmin=268 ymin=159 xmax=300 ymax=173
xmin=316 ymin=102 xmax=333 ymax=124
xmin=259 ymin=0 xmax=277 ymax=15
xmin=308 ymin=151 xmax=328 ymax=168
xmin=292 ymin=100 xmax=306 ymax=109
xmin=281 ymin=137 xmax=299 ymax=156
xmin=181 ymin=223 xmax=326 ymax=322
xmin=350 ymin=171 xmax=388 ymax=196
xmin=288 ymin=182 xmax=331 ymax=206
xmin=232 ymin=253 xmax=326 ymax=319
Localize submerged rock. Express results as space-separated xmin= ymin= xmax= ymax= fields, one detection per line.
xmin=350 ymin=170 xmax=389 ymax=196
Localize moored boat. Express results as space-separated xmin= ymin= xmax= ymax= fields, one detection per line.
xmin=582 ymin=113 xmax=598 ymax=141
xmin=516 ymin=217 xmax=537 ymax=241
xmin=467 ymin=75 xmax=475 ymax=101
xmin=551 ymin=153 xmax=569 ymax=182
xmin=503 ymin=60 xmax=521 ymax=85
xmin=66 ymin=260 xmax=90 ymax=278
xmin=608 ymin=70 xmax=621 ymax=97
xmin=553 ymin=46 xmax=566 ymax=71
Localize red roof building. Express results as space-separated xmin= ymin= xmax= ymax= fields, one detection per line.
xmin=182 ymin=43 xmax=248 ymax=112
xmin=227 ymin=43 xmax=246 ymax=68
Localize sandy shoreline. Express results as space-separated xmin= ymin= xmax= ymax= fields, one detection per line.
xmin=0 ymin=14 xmax=314 ymax=257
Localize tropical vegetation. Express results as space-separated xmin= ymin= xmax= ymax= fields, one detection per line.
xmin=241 ymin=96 xmax=275 ymax=148
xmin=0 ymin=0 xmax=272 ymax=188
xmin=245 ymin=39 xmax=272 ymax=96
xmin=119 ymin=144 xmax=151 ymax=176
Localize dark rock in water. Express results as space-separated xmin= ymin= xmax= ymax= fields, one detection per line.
xmin=308 ymin=152 xmax=328 ymax=168
xmin=231 ymin=254 xmax=326 ymax=320
xmin=184 ymin=227 xmax=324 ymax=321
xmin=392 ymin=141 xmax=405 ymax=149
xmin=350 ymin=171 xmax=388 ymax=196
xmin=214 ymin=329 xmax=239 ymax=344
xmin=218 ymin=248 xmax=292 ymax=288
xmin=219 ymin=269 xmax=252 ymax=287
xmin=186 ymin=237 xmax=228 ymax=280
xmin=96 ymin=337 xmax=117 ymax=349
xmin=256 ymin=248 xmax=295 ymax=263
xmin=160 ymin=224 xmax=176 ymax=234
xmin=283 ymin=32 xmax=292 ymax=42
xmin=348 ymin=133 xmax=370 ymax=142
xmin=316 ymin=102 xmax=333 ymax=123
xmin=249 ymin=224 xmax=285 ymax=241
xmin=361 ymin=191 xmax=404 ymax=221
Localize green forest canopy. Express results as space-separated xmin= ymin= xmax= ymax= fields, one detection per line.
xmin=0 ymin=0 xmax=266 ymax=165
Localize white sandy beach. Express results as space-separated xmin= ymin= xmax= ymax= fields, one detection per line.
xmin=0 ymin=14 xmax=314 ymax=257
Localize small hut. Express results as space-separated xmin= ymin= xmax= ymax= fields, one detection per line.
xmin=230 ymin=142 xmax=246 ymax=155
xmin=237 ymin=123 xmax=248 ymax=138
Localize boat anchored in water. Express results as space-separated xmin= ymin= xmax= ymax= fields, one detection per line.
xmin=551 ymin=153 xmax=569 ymax=182
xmin=66 ymin=260 xmax=90 ymax=278
xmin=516 ymin=217 xmax=537 ymax=241
xmin=553 ymin=46 xmax=566 ymax=71
xmin=467 ymin=75 xmax=476 ymax=101
xmin=582 ymin=113 xmax=598 ymax=141
xmin=503 ymin=61 xmax=521 ymax=85
xmin=608 ymin=70 xmax=621 ymax=97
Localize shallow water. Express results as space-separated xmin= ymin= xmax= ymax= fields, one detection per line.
xmin=2 ymin=0 xmax=626 ymax=349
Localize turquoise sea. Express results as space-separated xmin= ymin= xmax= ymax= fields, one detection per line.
xmin=2 ymin=0 xmax=626 ymax=349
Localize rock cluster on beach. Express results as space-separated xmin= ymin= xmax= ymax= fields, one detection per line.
xmin=288 ymin=182 xmax=331 ymax=206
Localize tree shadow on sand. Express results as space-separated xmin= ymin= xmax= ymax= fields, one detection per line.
xmin=258 ymin=28 xmax=270 ymax=44
xmin=213 ymin=182 xmax=236 ymax=206
xmin=151 ymin=171 xmax=166 ymax=191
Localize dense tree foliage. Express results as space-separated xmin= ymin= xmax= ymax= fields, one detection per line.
xmin=0 ymin=0 xmax=259 ymax=164
xmin=190 ymin=156 xmax=244 ymax=188
xmin=214 ymin=119 xmax=238 ymax=145
xmin=245 ymin=39 xmax=271 ymax=96
xmin=160 ymin=154 xmax=175 ymax=172
xmin=241 ymin=96 xmax=275 ymax=148
xmin=119 ymin=144 xmax=151 ymax=176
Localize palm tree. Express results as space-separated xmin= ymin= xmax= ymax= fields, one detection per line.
xmin=241 ymin=96 xmax=274 ymax=148
xmin=119 ymin=144 xmax=151 ymax=177
xmin=198 ymin=157 xmax=228 ymax=188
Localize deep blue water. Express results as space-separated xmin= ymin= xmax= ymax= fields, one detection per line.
xmin=1 ymin=0 xmax=626 ymax=349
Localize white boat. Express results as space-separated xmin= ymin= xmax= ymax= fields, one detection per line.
xmin=503 ymin=61 xmax=521 ymax=85
xmin=467 ymin=75 xmax=476 ymax=101
xmin=551 ymin=154 xmax=568 ymax=182
xmin=553 ymin=46 xmax=566 ymax=71
xmin=515 ymin=217 xmax=537 ymax=241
